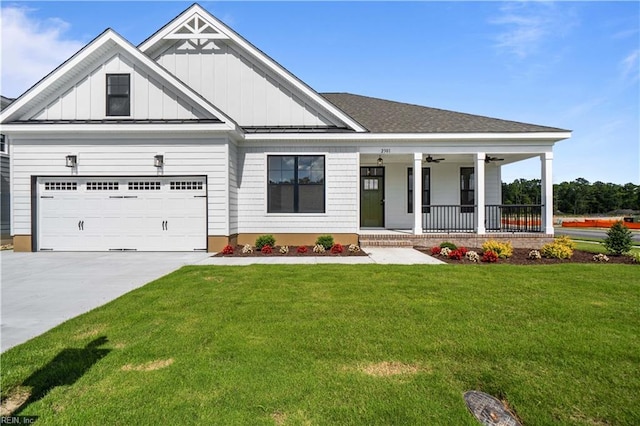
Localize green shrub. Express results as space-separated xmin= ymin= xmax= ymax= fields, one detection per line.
xmin=255 ymin=234 xmax=276 ymax=250
xmin=439 ymin=242 xmax=457 ymax=250
xmin=481 ymin=239 xmax=513 ymax=258
xmin=629 ymin=252 xmax=640 ymax=263
xmin=315 ymin=235 xmax=334 ymax=250
xmin=603 ymin=221 xmax=633 ymax=255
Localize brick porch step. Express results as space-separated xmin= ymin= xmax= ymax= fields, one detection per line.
xmin=359 ymin=233 xmax=554 ymax=248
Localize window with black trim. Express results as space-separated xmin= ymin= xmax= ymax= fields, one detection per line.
xmin=408 ymin=167 xmax=430 ymax=213
xmin=460 ymin=167 xmax=474 ymax=213
xmin=106 ymin=74 xmax=130 ymax=116
xmin=268 ymin=155 xmax=325 ymax=213
xmin=0 ymin=134 xmax=6 ymax=153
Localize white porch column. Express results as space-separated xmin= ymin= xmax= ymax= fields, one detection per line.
xmin=475 ymin=152 xmax=486 ymax=234
xmin=541 ymin=152 xmax=554 ymax=234
xmin=413 ymin=152 xmax=423 ymax=235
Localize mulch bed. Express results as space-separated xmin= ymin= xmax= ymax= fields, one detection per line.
xmin=415 ymin=247 xmax=638 ymax=265
xmin=213 ymin=245 xmax=368 ymax=257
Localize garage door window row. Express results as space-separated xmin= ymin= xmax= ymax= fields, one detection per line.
xmin=128 ymin=181 xmax=161 ymax=190
xmin=170 ymin=181 xmax=203 ymax=190
xmin=44 ymin=182 xmax=77 ymax=191
xmin=87 ymin=181 xmax=119 ymax=191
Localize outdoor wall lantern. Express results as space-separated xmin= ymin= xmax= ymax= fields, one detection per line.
xmin=377 ymin=156 xmax=384 ymax=166
xmin=65 ymin=155 xmax=77 ymax=168
xmin=154 ymin=154 xmax=164 ymax=168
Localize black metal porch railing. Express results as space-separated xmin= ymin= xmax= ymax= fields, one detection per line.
xmin=422 ymin=205 xmax=475 ymax=233
xmin=421 ymin=204 xmax=543 ymax=233
xmin=485 ymin=204 xmax=542 ymax=232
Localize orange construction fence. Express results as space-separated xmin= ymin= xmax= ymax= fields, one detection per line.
xmin=562 ymin=219 xmax=640 ymax=229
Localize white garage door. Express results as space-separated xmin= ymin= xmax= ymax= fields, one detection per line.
xmin=38 ymin=177 xmax=207 ymax=251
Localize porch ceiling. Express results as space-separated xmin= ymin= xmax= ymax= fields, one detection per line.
xmin=361 ymin=153 xmax=541 ymax=166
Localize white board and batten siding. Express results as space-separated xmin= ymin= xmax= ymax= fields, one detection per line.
xmin=25 ymin=51 xmax=206 ymax=121
xmin=237 ymin=147 xmax=359 ymax=234
xmin=10 ymin=138 xmax=231 ymax=250
xmin=154 ymin=41 xmax=338 ymax=127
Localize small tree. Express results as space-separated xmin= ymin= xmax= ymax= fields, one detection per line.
xmin=603 ymin=221 xmax=633 ymax=255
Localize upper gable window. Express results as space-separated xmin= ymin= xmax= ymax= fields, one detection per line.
xmin=106 ymin=74 xmax=130 ymax=116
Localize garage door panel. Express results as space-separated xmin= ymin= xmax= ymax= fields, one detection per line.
xmin=38 ymin=177 xmax=207 ymax=251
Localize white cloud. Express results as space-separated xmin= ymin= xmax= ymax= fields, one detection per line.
xmin=621 ymin=49 xmax=639 ymax=83
xmin=0 ymin=6 xmax=85 ymax=98
xmin=490 ymin=1 xmax=576 ymax=59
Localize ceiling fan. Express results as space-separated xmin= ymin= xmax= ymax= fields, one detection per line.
xmin=485 ymin=156 xmax=504 ymax=163
xmin=425 ymin=155 xmax=445 ymax=163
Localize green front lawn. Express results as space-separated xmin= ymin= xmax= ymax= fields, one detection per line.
xmin=2 ymin=265 xmax=639 ymax=425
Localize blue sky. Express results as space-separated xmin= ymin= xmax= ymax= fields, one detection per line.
xmin=1 ymin=1 xmax=638 ymax=184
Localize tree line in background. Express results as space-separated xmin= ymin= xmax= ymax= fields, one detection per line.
xmin=502 ymin=178 xmax=640 ymax=215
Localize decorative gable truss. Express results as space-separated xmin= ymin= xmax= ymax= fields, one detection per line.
xmin=166 ymin=13 xmax=229 ymax=42
xmin=140 ymin=5 xmax=366 ymax=131
xmin=1 ymin=29 xmax=237 ymax=132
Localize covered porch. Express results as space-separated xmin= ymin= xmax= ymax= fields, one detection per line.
xmin=357 ymin=150 xmax=555 ymax=246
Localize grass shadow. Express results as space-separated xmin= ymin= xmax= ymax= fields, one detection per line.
xmin=10 ymin=336 xmax=111 ymax=415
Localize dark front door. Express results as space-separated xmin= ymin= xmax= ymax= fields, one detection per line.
xmin=360 ymin=167 xmax=384 ymax=227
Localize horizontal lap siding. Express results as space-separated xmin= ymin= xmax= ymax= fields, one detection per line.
xmin=228 ymin=142 xmax=239 ymax=234
xmin=237 ymin=146 xmax=358 ymax=234
xmin=1 ymin=155 xmax=10 ymax=237
xmin=11 ymin=138 xmax=230 ymax=236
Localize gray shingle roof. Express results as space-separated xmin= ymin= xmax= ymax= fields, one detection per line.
xmin=321 ymin=93 xmax=569 ymax=134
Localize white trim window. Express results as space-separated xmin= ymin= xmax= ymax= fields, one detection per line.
xmin=106 ymin=74 xmax=131 ymax=116
xmin=460 ymin=167 xmax=475 ymax=213
xmin=267 ymin=155 xmax=325 ymax=213
xmin=408 ymin=167 xmax=430 ymax=214
xmin=0 ymin=134 xmax=6 ymax=154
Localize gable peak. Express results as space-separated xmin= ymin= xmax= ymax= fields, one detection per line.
xmin=139 ymin=4 xmax=231 ymax=52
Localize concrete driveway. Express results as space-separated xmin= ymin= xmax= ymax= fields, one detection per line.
xmin=1 ymin=251 xmax=210 ymax=352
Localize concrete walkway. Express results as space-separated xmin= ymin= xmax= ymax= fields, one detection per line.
xmin=1 ymin=248 xmax=442 ymax=352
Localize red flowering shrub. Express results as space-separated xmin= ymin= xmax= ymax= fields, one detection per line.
xmin=330 ymin=243 xmax=344 ymax=254
xmin=448 ymin=249 xmax=463 ymax=260
xmin=296 ymin=246 xmax=308 ymax=254
xmin=458 ymin=247 xmax=468 ymax=256
xmin=261 ymin=245 xmax=273 ymax=254
xmin=481 ymin=250 xmax=499 ymax=263
xmin=430 ymin=246 xmax=442 ymax=255
xmin=221 ymin=245 xmax=234 ymax=255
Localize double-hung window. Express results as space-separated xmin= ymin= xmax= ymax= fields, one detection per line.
xmin=407 ymin=167 xmax=430 ymax=213
xmin=268 ymin=155 xmax=325 ymax=213
xmin=460 ymin=167 xmax=475 ymax=213
xmin=0 ymin=134 xmax=6 ymax=154
xmin=106 ymin=74 xmax=130 ymax=116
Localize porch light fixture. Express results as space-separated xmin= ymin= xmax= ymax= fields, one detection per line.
xmin=154 ymin=154 xmax=164 ymax=168
xmin=377 ymin=156 xmax=384 ymax=166
xmin=65 ymin=155 xmax=77 ymax=168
